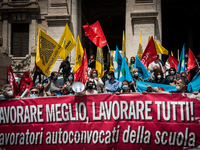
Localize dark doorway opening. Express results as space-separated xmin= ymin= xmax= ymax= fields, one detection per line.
xmin=162 ymin=0 xmax=200 ymax=59
xmin=82 ymin=0 xmax=126 ymax=59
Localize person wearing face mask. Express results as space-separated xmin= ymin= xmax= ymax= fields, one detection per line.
xmin=174 ymin=77 xmax=189 ymax=93
xmin=1 ymin=84 xmax=14 ymax=99
xmin=66 ymin=87 xmax=74 ymax=96
xmin=44 ymin=71 xmax=60 ymax=96
xmin=146 ymin=65 xmax=160 ymax=82
xmin=166 ymin=67 xmax=179 ymax=84
xmin=129 ymin=57 xmax=135 ymax=74
xmin=37 ymin=83 xmax=45 ymax=97
xmin=152 ymin=70 xmax=170 ymax=84
xmin=62 ymin=73 xmax=74 ymax=94
xmin=115 ymin=80 xmax=132 ymax=95
xmin=85 ymin=81 xmax=98 ymax=95
xmin=50 ymin=87 xmax=62 ymax=96
xmin=104 ymin=71 xmax=119 ymax=93
xmin=29 ymin=87 xmax=39 ymax=98
xmin=85 ymin=69 xmax=104 ymax=93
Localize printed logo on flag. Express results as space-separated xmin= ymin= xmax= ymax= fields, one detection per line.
xmin=39 ymin=36 xmax=55 ymax=65
xmin=93 ymin=27 xmax=97 ymax=33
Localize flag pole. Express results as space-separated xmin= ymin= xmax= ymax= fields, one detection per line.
xmin=107 ymin=44 xmax=111 ymax=53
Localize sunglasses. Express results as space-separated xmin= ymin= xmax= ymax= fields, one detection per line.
xmin=31 ymin=91 xmax=38 ymax=94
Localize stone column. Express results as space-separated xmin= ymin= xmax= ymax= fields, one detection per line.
xmin=2 ymin=19 xmax=8 ymax=50
xmin=69 ymin=0 xmax=78 ymax=64
xmin=125 ymin=0 xmax=161 ymax=60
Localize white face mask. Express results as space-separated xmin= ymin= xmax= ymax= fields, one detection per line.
xmin=176 ymin=85 xmax=183 ymax=91
xmin=157 ymin=75 xmax=162 ymax=79
xmin=7 ymin=90 xmax=13 ymax=97
xmin=107 ymin=75 xmax=111 ymax=80
xmin=134 ymin=72 xmax=138 ymax=76
xmin=170 ymin=71 xmax=175 ymax=74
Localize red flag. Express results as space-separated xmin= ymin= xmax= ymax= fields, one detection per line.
xmin=83 ymin=21 xmax=108 ymax=48
xmin=140 ymin=36 xmax=158 ymax=68
xmin=168 ymin=54 xmax=178 ymax=70
xmin=19 ymin=72 xmax=34 ymax=95
xmin=6 ymin=66 xmax=17 ymax=97
xmin=73 ymin=49 xmax=88 ymax=84
xmin=187 ymin=48 xmax=197 ymax=72
xmin=79 ymin=49 xmax=88 ymax=84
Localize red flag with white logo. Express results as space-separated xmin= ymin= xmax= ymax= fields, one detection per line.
xmin=6 ymin=66 xmax=17 ymax=97
xmin=140 ymin=36 xmax=158 ymax=68
xmin=169 ymin=54 xmax=179 ymax=70
xmin=187 ymin=48 xmax=197 ymax=72
xmin=83 ymin=21 xmax=108 ymax=48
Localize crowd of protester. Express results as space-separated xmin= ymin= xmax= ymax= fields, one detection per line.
xmin=1 ymin=53 xmax=200 ymax=99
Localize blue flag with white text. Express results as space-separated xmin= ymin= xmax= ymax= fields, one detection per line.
xmin=134 ymin=56 xmax=151 ymax=80
xmin=119 ymin=56 xmax=133 ymax=82
xmin=177 ymin=44 xmax=187 ymax=74
xmin=114 ymin=46 xmax=122 ymax=80
xmin=136 ymin=80 xmax=177 ymax=92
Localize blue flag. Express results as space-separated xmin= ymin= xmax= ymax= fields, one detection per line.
xmin=114 ymin=46 xmax=122 ymax=80
xmin=136 ymin=80 xmax=177 ymax=92
xmin=134 ymin=56 xmax=151 ymax=80
xmin=187 ymin=71 xmax=200 ymax=92
xmin=177 ymin=44 xmax=187 ymax=74
xmin=119 ymin=56 xmax=133 ymax=82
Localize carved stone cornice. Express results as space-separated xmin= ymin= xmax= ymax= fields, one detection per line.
xmin=10 ymin=54 xmax=31 ymax=73
xmin=44 ymin=15 xmax=71 ymax=23
xmin=0 ymin=1 xmax=39 ymax=14
xmin=131 ymin=11 xmax=158 ymax=21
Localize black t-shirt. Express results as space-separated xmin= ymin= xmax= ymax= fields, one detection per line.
xmin=88 ymin=61 xmax=96 ymax=69
xmin=59 ymin=60 xmax=71 ymax=74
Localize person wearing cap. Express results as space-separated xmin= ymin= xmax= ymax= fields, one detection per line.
xmin=50 ymin=86 xmax=61 ymax=96
xmin=58 ymin=56 xmax=71 ymax=83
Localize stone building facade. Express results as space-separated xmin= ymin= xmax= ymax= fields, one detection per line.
xmin=0 ymin=0 xmax=200 ymax=80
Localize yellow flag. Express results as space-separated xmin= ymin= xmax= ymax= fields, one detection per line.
xmin=122 ymin=30 xmax=126 ymax=57
xmin=150 ymin=37 xmax=169 ymax=55
xmin=171 ymin=51 xmax=173 ymax=56
xmin=74 ymin=35 xmax=84 ymax=72
xmin=109 ymin=50 xmax=114 ymax=71
xmin=59 ymin=23 xmax=76 ymax=60
xmin=96 ymin=47 xmax=104 ymax=78
xmin=137 ymin=30 xmax=143 ymax=59
xmin=36 ymin=27 xmax=63 ymax=76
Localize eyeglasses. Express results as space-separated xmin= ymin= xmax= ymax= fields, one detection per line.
xmin=31 ymin=91 xmax=38 ymax=94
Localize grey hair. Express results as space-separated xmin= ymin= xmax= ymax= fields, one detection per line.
xmin=177 ymin=77 xmax=187 ymax=85
xmin=2 ymin=84 xmax=12 ymax=92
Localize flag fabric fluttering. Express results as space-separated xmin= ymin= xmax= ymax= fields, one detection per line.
xmin=187 ymin=48 xmax=197 ymax=72
xmin=168 ymin=54 xmax=178 ymax=70
xmin=122 ymin=30 xmax=126 ymax=57
xmin=134 ymin=56 xmax=151 ymax=80
xmin=187 ymin=70 xmax=200 ymax=92
xmin=83 ymin=21 xmax=107 ymax=48
xmin=6 ymin=66 xmax=17 ymax=97
xmin=114 ymin=46 xmax=122 ymax=80
xmin=36 ymin=27 xmax=63 ymax=76
xmin=136 ymin=81 xmax=177 ymax=92
xmin=59 ymin=23 xmax=76 ymax=60
xmin=140 ymin=36 xmax=158 ymax=68
xmin=119 ymin=55 xmax=133 ymax=83
xmin=137 ymin=30 xmax=143 ymax=59
xmin=74 ymin=35 xmax=84 ymax=72
xmin=109 ymin=50 xmax=114 ymax=71
xmin=152 ymin=37 xmax=169 ymax=55
xmin=96 ymin=47 xmax=104 ymax=78
xmin=74 ymin=49 xmax=88 ymax=84
xmin=177 ymin=44 xmax=187 ymax=74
